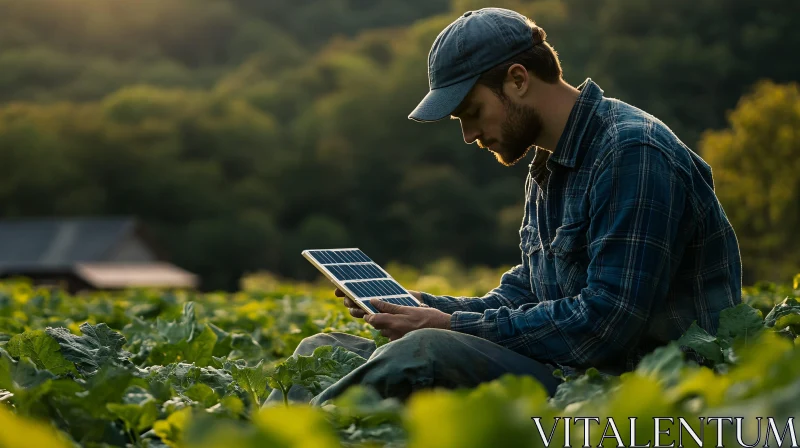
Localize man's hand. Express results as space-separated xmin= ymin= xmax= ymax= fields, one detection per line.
xmin=336 ymin=288 xmax=425 ymax=319
xmin=363 ymin=299 xmax=451 ymax=341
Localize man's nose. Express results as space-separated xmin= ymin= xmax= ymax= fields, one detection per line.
xmin=460 ymin=123 xmax=480 ymax=145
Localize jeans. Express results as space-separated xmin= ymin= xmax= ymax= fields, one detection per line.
xmin=263 ymin=328 xmax=562 ymax=406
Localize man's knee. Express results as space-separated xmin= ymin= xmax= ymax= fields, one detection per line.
xmin=374 ymin=328 xmax=453 ymax=360
xmin=293 ymin=332 xmax=348 ymax=356
xmin=404 ymin=327 xmax=451 ymax=343
xmin=295 ymin=332 xmax=376 ymax=359
xmin=297 ymin=332 xmax=342 ymax=347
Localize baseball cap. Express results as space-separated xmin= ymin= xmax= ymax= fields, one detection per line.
xmin=408 ymin=8 xmax=537 ymax=123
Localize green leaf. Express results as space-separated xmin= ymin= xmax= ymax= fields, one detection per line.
xmin=122 ymin=316 xmax=157 ymax=364
xmin=182 ymin=324 xmax=218 ymax=367
xmin=676 ymin=322 xmax=724 ymax=364
xmin=326 ymin=387 xmax=407 ymax=444
xmin=252 ymin=406 xmax=341 ymax=448
xmin=0 ymin=349 xmax=56 ymax=414
xmin=153 ymin=407 xmax=191 ymax=447
xmin=634 ymin=342 xmax=686 ymax=386
xmin=205 ymin=395 xmax=245 ymax=418
xmin=266 ymin=345 xmax=368 ymax=407
xmin=469 ymin=374 xmax=549 ymax=411
xmin=406 ymin=380 xmax=552 ymax=448
xmin=325 ymin=385 xmax=404 ymax=429
xmin=148 ymin=324 xmax=218 ymax=367
xmin=308 ymin=346 xmax=367 ymax=394
xmin=212 ymin=356 xmax=247 ymax=371
xmin=81 ymin=364 xmax=135 ymax=419
xmin=45 ymin=323 xmax=133 ymax=375
xmin=147 ymin=380 xmax=174 ymax=403
xmin=717 ymin=303 xmax=765 ymax=346
xmin=775 ymin=313 xmax=800 ymax=331
xmin=0 ymin=348 xmax=55 ymax=392
xmin=107 ymin=396 xmax=158 ymax=433
xmin=368 ymin=327 xmax=390 ymax=348
xmin=122 ymin=385 xmax=157 ymax=406
xmin=764 ymin=297 xmax=800 ymax=331
xmin=0 ymin=405 xmax=72 ymax=448
xmin=230 ymin=360 xmax=269 ymax=407
xmin=208 ymin=323 xmax=231 ymax=358
xmin=0 ymin=317 xmax=25 ymax=336
xmin=6 ymin=330 xmax=77 ymax=375
xmin=157 ymin=302 xmax=199 ymax=344
xmin=141 ymin=363 xmax=200 ymax=389
xmin=208 ymin=323 xmax=262 ymax=360
xmin=228 ymin=332 xmax=263 ymax=359
xmin=141 ymin=362 xmax=239 ymax=398
xmin=550 ymin=367 xmax=617 ymax=410
xmin=183 ymin=383 xmax=219 ymax=408
xmin=219 ymin=395 xmax=244 ymax=415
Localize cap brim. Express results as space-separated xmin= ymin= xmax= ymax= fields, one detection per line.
xmin=408 ymin=75 xmax=480 ymax=122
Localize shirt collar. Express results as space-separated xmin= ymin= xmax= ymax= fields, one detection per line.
xmin=547 ymin=78 xmax=604 ymax=169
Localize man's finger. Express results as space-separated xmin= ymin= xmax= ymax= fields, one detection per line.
xmin=384 ymin=329 xmax=402 ymax=341
xmin=364 ymin=311 xmax=392 ymax=328
xmin=335 ymin=288 xmax=345 ymax=297
xmin=370 ymin=298 xmax=405 ymax=315
xmin=349 ymin=307 xmax=366 ymax=318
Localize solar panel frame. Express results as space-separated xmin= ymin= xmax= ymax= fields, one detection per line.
xmin=301 ymin=248 xmax=422 ymax=315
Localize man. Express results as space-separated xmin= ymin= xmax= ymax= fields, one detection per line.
xmin=265 ymin=7 xmax=742 ymax=407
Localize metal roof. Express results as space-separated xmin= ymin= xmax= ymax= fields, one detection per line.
xmin=0 ymin=217 xmax=138 ymax=268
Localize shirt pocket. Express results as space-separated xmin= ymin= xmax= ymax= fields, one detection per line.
xmin=519 ymin=224 xmax=543 ymax=293
xmin=550 ymin=221 xmax=591 ymax=297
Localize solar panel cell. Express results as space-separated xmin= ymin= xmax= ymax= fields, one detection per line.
xmin=306 ymin=249 xmax=373 ymax=265
xmin=345 ymin=280 xmax=407 ymax=298
xmin=372 ymin=296 xmax=417 ymax=307
xmin=360 ymin=299 xmax=379 ymax=314
xmin=327 ymin=264 xmax=387 ymax=281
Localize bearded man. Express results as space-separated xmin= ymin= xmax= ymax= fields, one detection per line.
xmin=265 ymin=7 xmax=742 ymax=406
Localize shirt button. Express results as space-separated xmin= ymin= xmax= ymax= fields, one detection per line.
xmin=546 ymin=251 xmax=554 ymax=260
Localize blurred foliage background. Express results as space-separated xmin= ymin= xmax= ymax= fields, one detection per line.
xmin=0 ymin=0 xmax=798 ymax=290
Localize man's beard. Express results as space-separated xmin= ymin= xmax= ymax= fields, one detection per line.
xmin=490 ymin=95 xmax=543 ymax=166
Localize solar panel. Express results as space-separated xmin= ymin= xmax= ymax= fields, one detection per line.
xmin=302 ymin=248 xmax=422 ymax=314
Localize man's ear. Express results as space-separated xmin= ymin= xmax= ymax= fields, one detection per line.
xmin=505 ymin=64 xmax=529 ymax=98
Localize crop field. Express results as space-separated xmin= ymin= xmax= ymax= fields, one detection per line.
xmin=1 ymin=264 xmax=799 ymax=448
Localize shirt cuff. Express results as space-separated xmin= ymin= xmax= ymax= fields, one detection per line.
xmin=419 ymin=292 xmax=438 ymax=307
xmin=448 ymin=311 xmax=486 ymax=336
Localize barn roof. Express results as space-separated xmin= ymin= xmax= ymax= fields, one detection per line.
xmin=0 ymin=217 xmax=138 ymax=269
xmin=0 ymin=217 xmax=198 ymax=290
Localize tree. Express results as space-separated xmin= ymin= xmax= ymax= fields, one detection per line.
xmin=700 ymin=81 xmax=800 ymax=284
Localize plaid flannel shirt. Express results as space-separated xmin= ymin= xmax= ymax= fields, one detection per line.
xmin=421 ymin=79 xmax=742 ymax=375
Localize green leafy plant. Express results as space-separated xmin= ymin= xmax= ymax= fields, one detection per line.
xmin=267 ymin=345 xmax=366 ymax=407
xmin=0 ymin=272 xmax=797 ymax=447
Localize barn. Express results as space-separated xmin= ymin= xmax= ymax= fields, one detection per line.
xmin=0 ymin=217 xmax=198 ymax=292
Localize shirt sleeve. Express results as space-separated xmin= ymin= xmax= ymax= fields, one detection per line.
xmin=448 ymin=145 xmax=687 ymax=368
xmin=419 ymin=262 xmax=540 ymax=314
